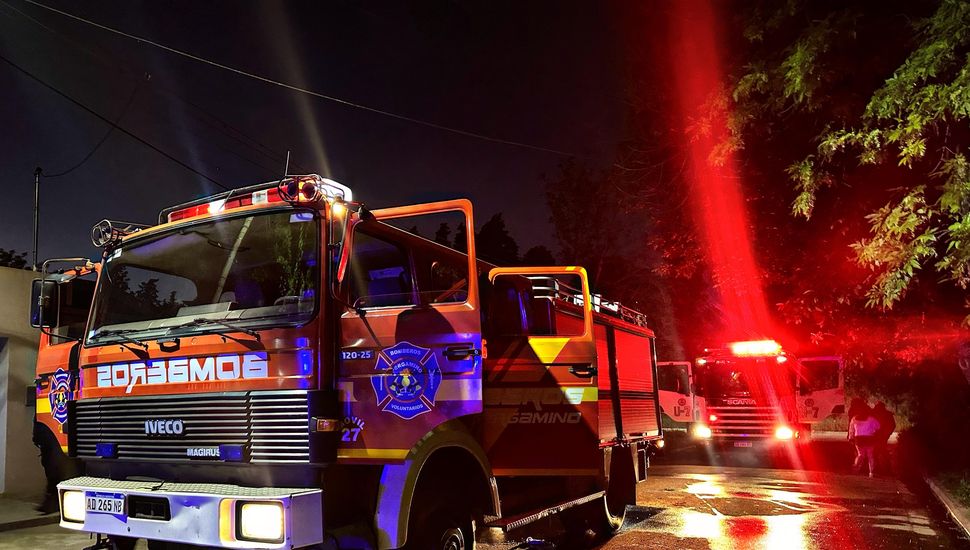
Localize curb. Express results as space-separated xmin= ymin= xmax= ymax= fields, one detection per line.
xmin=0 ymin=513 xmax=59 ymax=533
xmin=926 ymin=476 xmax=970 ymax=540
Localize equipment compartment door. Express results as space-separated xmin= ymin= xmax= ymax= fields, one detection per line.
xmin=482 ymin=267 xmax=599 ymax=476
xmin=797 ymin=356 xmax=845 ymax=424
xmin=337 ymin=199 xmax=483 ymax=461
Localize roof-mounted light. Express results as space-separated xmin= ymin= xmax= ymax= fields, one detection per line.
xmin=729 ymin=339 xmax=782 ymax=357
xmin=278 ymin=175 xmax=353 ymax=204
xmin=91 ymin=219 xmax=149 ymax=248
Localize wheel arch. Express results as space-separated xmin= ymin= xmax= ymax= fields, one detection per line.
xmin=374 ymin=419 xmax=497 ymax=550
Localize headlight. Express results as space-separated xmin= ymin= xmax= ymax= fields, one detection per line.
xmin=694 ymin=425 xmax=713 ymax=439
xmin=62 ymin=491 xmax=85 ymax=523
xmin=775 ymin=426 xmax=795 ymax=440
xmin=238 ymin=501 xmax=284 ymax=543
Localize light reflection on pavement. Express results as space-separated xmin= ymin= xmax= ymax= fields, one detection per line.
xmin=606 ymin=464 xmax=968 ymax=550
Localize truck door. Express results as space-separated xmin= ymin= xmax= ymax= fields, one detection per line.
xmin=482 ymin=267 xmax=599 ymax=475
xmin=31 ymin=267 xmax=97 ymax=453
xmin=797 ymin=356 xmax=845 ymax=423
xmin=657 ymin=361 xmax=694 ymax=424
xmin=337 ymin=200 xmax=483 ymax=461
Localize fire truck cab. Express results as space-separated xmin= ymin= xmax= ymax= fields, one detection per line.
xmin=30 ymin=175 xmax=662 ymax=550
xmin=657 ymin=361 xmax=703 ymax=430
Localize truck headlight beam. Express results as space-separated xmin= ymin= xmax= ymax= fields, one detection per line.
xmin=61 ymin=490 xmax=86 ymax=523
xmin=237 ymin=501 xmax=285 ymax=543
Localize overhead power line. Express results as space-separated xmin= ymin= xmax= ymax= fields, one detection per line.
xmin=0 ymin=0 xmax=308 ymax=176
xmin=0 ymin=51 xmax=227 ymax=188
xmin=43 ymin=77 xmax=142 ymax=178
xmin=20 ymin=0 xmax=580 ymax=158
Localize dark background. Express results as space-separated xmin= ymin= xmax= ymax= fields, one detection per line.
xmin=0 ymin=1 xmax=632 ymax=262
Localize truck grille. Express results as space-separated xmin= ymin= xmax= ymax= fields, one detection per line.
xmin=75 ymin=391 xmax=309 ymax=464
xmin=707 ymin=405 xmax=782 ymax=439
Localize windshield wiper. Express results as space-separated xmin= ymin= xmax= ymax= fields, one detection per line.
xmin=93 ymin=328 xmax=149 ymax=349
xmin=168 ymin=318 xmax=261 ymax=341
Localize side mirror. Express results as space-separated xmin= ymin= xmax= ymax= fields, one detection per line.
xmin=30 ymin=279 xmax=59 ymax=328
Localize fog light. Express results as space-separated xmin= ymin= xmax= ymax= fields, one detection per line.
xmin=656 ymin=438 xmax=665 ymax=449
xmin=694 ymin=425 xmax=713 ymax=439
xmin=775 ymin=426 xmax=795 ymax=440
xmin=238 ymin=501 xmax=284 ymax=543
xmin=62 ymin=490 xmax=85 ymax=523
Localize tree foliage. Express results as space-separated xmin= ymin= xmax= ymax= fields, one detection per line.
xmin=729 ymin=0 xmax=970 ymax=313
xmin=0 ymin=248 xmax=28 ymax=269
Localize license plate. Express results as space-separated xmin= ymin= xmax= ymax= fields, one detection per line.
xmin=85 ymin=492 xmax=125 ymax=516
xmin=733 ymin=441 xmax=753 ymax=448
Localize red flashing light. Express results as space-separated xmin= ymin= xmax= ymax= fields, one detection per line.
xmin=729 ymin=340 xmax=782 ymax=357
xmin=709 ymin=414 xmax=718 ymax=422
xmin=167 ymin=187 xmax=284 ymax=222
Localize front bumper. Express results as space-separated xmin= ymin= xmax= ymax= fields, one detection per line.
xmin=57 ymin=476 xmax=322 ymax=549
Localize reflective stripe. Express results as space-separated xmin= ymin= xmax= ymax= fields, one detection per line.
xmin=339 ymin=448 xmax=409 ymax=460
xmin=36 ymin=399 xmax=52 ymax=414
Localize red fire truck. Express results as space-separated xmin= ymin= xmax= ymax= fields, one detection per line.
xmin=680 ymin=340 xmax=843 ymax=447
xmin=30 ymin=174 xmax=662 ymax=549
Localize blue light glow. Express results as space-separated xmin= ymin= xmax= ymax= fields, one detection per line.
xmin=96 ymin=442 xmax=118 ymax=458
xmin=297 ymin=349 xmax=314 ymax=375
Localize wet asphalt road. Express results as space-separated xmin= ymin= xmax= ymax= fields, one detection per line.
xmin=514 ymin=435 xmax=970 ymax=550
xmin=2 ymin=436 xmax=967 ymax=550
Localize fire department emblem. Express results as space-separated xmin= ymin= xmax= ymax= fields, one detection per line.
xmin=48 ymin=369 xmax=73 ymax=425
xmin=371 ymin=342 xmax=441 ymax=420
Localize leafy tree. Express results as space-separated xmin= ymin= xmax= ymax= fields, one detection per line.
xmin=452 ymin=221 xmax=467 ymax=253
xmin=433 ymin=222 xmax=452 ymax=247
xmin=728 ymin=0 xmax=970 ymax=316
xmin=0 ymin=248 xmax=29 ymax=269
xmin=475 ymin=213 xmax=520 ymax=265
xmin=521 ymin=245 xmax=556 ymax=266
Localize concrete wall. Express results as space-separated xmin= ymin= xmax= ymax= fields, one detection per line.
xmin=0 ymin=266 xmax=42 ymax=498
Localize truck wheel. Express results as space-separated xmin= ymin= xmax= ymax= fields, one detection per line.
xmin=601 ymin=447 xmax=637 ymax=533
xmin=403 ymin=498 xmax=475 ymax=550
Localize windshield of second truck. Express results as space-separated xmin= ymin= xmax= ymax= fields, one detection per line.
xmin=87 ymin=210 xmax=319 ymax=345
xmin=695 ymin=358 xmax=797 ymax=399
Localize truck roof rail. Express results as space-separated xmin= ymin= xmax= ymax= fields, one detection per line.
xmin=526 ymin=276 xmax=650 ymax=328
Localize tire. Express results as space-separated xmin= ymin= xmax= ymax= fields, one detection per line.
xmin=403 ymin=497 xmax=475 ymax=550
xmin=601 ymin=447 xmax=637 ymax=533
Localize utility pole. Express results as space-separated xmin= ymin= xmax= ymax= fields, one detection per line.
xmin=32 ymin=167 xmax=41 ymax=271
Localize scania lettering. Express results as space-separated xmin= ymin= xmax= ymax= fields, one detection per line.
xmin=29 ymin=174 xmax=662 ymax=549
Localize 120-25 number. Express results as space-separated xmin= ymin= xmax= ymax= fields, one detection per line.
xmin=341 ymin=350 xmax=374 ymax=361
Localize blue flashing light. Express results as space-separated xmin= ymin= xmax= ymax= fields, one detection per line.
xmin=297 ymin=349 xmax=314 ymax=375
xmin=296 ymin=337 xmax=309 ymax=347
xmin=219 ymin=445 xmax=245 ymax=462
xmin=95 ymin=443 xmax=117 ymax=458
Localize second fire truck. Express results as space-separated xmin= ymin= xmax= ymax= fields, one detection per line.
xmin=658 ymin=340 xmax=844 ymax=447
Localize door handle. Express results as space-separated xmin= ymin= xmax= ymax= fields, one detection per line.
xmin=569 ymin=365 xmax=597 ymax=379
xmin=443 ymin=346 xmax=481 ymax=361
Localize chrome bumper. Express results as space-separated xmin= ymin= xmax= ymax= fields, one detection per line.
xmin=57 ymin=476 xmax=323 ymax=549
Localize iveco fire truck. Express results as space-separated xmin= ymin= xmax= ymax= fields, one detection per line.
xmin=30 ymin=174 xmax=662 ymax=550
xmin=669 ymin=340 xmax=843 ymax=447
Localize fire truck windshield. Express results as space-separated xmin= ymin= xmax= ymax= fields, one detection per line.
xmin=695 ymin=358 xmax=797 ymax=399
xmin=87 ymin=210 xmax=319 ymax=345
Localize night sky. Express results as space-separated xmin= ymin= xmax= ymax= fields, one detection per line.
xmin=0 ymin=1 xmax=635 ymax=263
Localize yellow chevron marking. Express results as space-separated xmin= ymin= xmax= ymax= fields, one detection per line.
xmin=528 ymin=336 xmax=570 ymax=364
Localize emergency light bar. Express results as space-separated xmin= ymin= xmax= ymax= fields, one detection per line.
xmin=159 ymin=175 xmax=354 ymax=224
xmin=729 ymin=339 xmax=782 ymax=357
